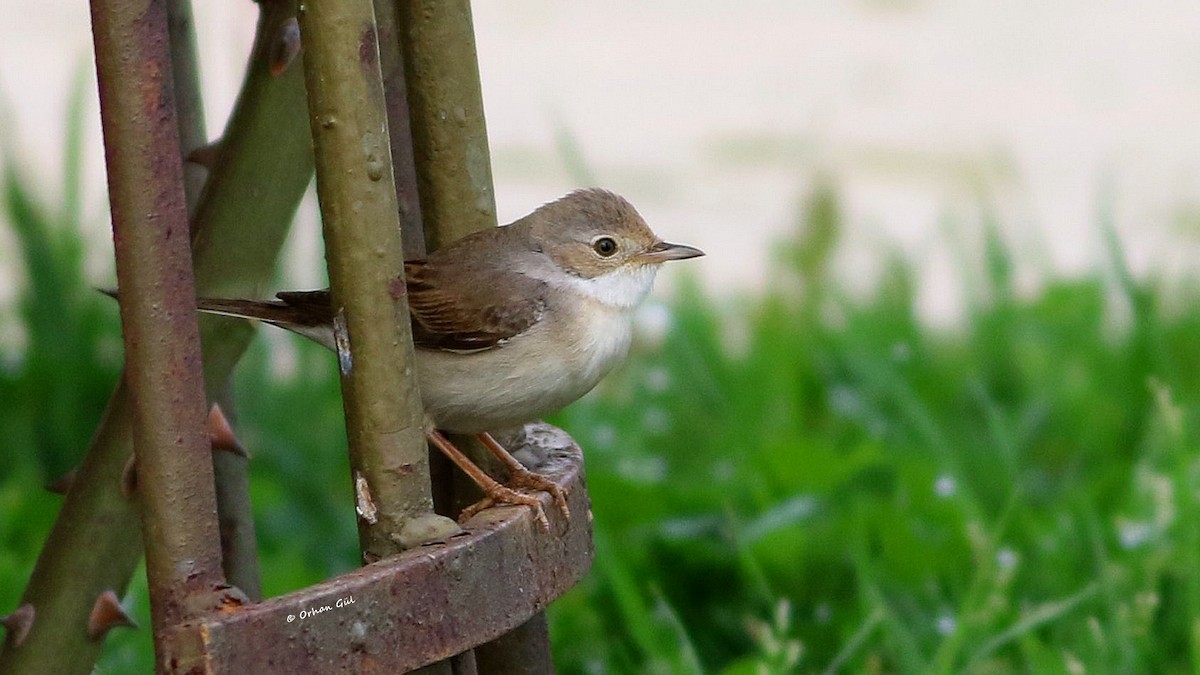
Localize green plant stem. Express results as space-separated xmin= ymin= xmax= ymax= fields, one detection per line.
xmin=297 ymin=0 xmax=442 ymax=560
xmin=374 ymin=5 xmax=460 ymax=671
xmin=165 ymin=0 xmax=207 ymax=213
xmin=397 ymin=0 xmax=497 ymax=251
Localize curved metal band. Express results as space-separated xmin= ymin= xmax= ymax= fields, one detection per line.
xmin=162 ymin=424 xmax=594 ymax=673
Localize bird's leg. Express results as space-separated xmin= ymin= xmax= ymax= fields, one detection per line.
xmin=475 ymin=431 xmax=569 ymax=519
xmin=425 ymin=429 xmax=549 ymax=531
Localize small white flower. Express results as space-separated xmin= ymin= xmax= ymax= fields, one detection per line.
xmin=591 ymin=425 xmax=616 ymax=450
xmin=814 ymin=603 xmax=832 ymax=624
xmin=617 ymin=456 xmax=667 ymax=484
xmin=0 ymin=320 xmax=27 ymax=372
xmin=710 ymin=460 xmax=735 ymax=481
xmin=934 ymin=474 xmax=957 ymax=498
xmin=829 ymin=385 xmax=863 ymax=416
xmin=936 ymin=613 xmax=957 ymax=636
xmin=644 ymin=366 xmax=671 ymax=392
xmin=1116 ymin=519 xmax=1153 ymax=550
xmin=642 ymin=407 xmax=670 ymax=434
xmin=996 ymin=547 xmax=1018 ymax=571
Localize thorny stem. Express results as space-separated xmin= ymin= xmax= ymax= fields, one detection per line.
xmin=0 ymin=2 xmax=313 ymax=672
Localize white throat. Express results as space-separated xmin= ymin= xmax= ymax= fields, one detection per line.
xmin=556 ymin=264 xmax=658 ymax=310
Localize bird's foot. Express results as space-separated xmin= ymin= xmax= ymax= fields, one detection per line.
xmin=476 ymin=431 xmax=570 ymax=520
xmin=459 ymin=485 xmax=550 ymax=531
xmin=426 ymin=429 xmax=558 ymax=532
xmin=500 ymin=462 xmax=569 ymax=521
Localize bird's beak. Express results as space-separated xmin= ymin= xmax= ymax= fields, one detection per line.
xmin=641 ymin=240 xmax=705 ymax=263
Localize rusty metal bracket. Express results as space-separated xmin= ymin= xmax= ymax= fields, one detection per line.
xmin=161 ymin=424 xmax=593 ymax=674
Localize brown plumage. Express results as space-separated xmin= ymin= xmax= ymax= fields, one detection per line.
xmin=196 ymin=252 xmax=550 ymax=354
xmin=403 ymin=258 xmax=547 ymax=352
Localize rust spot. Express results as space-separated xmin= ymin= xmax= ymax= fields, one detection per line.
xmin=358 ymin=24 xmax=378 ymax=70
xmin=388 ymin=276 xmax=407 ymax=299
xmin=139 ymin=57 xmax=165 ymax=115
xmin=217 ymin=591 xmax=247 ymax=614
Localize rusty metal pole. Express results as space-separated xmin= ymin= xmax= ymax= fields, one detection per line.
xmin=396 ymin=2 xmax=556 ymax=672
xmin=0 ymin=4 xmax=311 ymax=673
xmin=164 ymin=0 xmax=264 ymax=602
xmin=88 ymin=0 xmax=227 ymax=661
xmin=296 ymin=0 xmax=459 ymax=562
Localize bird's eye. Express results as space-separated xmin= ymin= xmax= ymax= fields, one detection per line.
xmin=592 ymin=236 xmax=618 ymax=257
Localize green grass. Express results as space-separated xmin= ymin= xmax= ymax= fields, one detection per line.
xmin=544 ymin=186 xmax=1200 ymax=673
xmin=5 ymin=132 xmax=1200 ymax=673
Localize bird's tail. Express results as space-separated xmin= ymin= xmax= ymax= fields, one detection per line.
xmin=195 ymin=296 xmax=336 ymax=350
xmin=100 ymin=288 xmax=336 ymax=350
xmin=196 ymin=297 xmax=303 ymax=324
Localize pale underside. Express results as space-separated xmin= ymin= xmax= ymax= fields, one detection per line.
xmin=239 ymin=264 xmax=658 ymax=432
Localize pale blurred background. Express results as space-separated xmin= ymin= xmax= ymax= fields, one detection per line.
xmin=4 ymin=0 xmax=1200 ymax=322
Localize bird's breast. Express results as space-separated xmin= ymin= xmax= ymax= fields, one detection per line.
xmin=414 ymin=299 xmax=634 ymax=433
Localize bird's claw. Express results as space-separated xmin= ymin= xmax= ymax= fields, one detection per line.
xmin=460 ymin=486 xmax=550 ymax=532
xmin=505 ymin=467 xmax=570 ymax=520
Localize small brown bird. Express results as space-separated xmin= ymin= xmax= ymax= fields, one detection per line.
xmin=198 ymin=189 xmax=703 ymax=527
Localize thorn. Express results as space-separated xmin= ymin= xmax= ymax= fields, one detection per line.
xmin=186 ymin=141 xmax=223 ymax=170
xmin=1 ymin=604 xmax=35 ymax=648
xmin=46 ymin=468 xmax=77 ymax=495
xmin=269 ymin=17 xmax=302 ymax=77
xmin=120 ymin=455 xmax=138 ymax=500
xmin=87 ymin=590 xmax=136 ymax=640
xmin=208 ymin=403 xmax=248 ymax=458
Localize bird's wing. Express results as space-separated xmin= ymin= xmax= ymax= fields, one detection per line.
xmin=197 ymin=264 xmax=547 ymax=353
xmin=403 ymin=259 xmax=548 ymax=352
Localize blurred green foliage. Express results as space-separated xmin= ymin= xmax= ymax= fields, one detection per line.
xmin=5 ymin=137 xmax=1200 ymax=673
